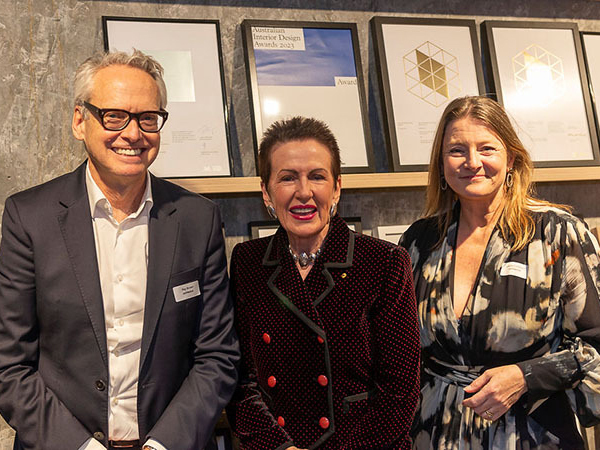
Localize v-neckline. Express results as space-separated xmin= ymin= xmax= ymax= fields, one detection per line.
xmin=448 ymin=220 xmax=499 ymax=327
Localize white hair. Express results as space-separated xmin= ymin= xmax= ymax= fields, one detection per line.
xmin=73 ymin=49 xmax=167 ymax=109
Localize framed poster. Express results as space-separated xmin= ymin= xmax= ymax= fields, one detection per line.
xmin=103 ymin=16 xmax=233 ymax=178
xmin=581 ymin=32 xmax=600 ymax=143
xmin=372 ymin=17 xmax=485 ymax=171
xmin=248 ymin=220 xmax=279 ymax=239
xmin=482 ymin=21 xmax=600 ymax=167
xmin=242 ymin=20 xmax=374 ymax=173
xmin=374 ymin=224 xmax=409 ymax=244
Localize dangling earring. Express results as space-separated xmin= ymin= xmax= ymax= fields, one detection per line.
xmin=266 ymin=204 xmax=278 ymax=219
xmin=329 ymin=202 xmax=337 ymax=218
xmin=440 ymin=177 xmax=448 ymax=191
xmin=505 ymin=168 xmax=514 ymax=189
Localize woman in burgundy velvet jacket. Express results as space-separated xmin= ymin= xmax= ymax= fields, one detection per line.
xmin=226 ymin=117 xmax=420 ymax=450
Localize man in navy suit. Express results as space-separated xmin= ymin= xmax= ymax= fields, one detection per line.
xmin=0 ymin=50 xmax=239 ymax=450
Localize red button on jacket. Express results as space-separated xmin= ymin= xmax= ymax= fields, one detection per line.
xmin=317 ymin=375 xmax=328 ymax=386
xmin=319 ymin=417 xmax=330 ymax=429
xmin=277 ymin=416 xmax=285 ymax=427
xmin=267 ymin=376 xmax=277 ymax=388
xmin=262 ymin=333 xmax=271 ymax=344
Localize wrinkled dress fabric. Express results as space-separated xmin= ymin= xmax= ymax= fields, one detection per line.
xmin=401 ymin=206 xmax=600 ymax=450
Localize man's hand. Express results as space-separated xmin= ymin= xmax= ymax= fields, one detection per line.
xmin=462 ymin=364 xmax=527 ymax=421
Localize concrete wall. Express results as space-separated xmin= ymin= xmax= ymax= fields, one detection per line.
xmin=3 ymin=0 xmax=600 ymax=445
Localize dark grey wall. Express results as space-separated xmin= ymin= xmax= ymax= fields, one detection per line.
xmin=2 ymin=0 xmax=600 ymax=443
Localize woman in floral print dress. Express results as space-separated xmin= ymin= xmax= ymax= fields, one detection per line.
xmin=401 ymin=96 xmax=600 ymax=449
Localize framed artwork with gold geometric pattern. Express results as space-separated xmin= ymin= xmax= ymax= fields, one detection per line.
xmin=371 ymin=17 xmax=485 ymax=172
xmin=581 ymin=32 xmax=600 ymax=145
xmin=482 ymin=21 xmax=600 ymax=167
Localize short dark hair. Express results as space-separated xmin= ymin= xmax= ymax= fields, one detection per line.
xmin=258 ymin=116 xmax=342 ymax=185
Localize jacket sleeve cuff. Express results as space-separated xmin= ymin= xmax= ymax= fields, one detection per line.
xmin=77 ymin=438 xmax=106 ymax=450
xmin=143 ymin=438 xmax=168 ymax=450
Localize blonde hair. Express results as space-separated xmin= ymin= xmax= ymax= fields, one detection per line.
xmin=425 ymin=96 xmax=566 ymax=251
xmin=74 ymin=49 xmax=167 ymax=110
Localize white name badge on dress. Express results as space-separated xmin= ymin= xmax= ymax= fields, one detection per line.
xmin=500 ymin=262 xmax=528 ymax=280
xmin=173 ymin=281 xmax=201 ymax=302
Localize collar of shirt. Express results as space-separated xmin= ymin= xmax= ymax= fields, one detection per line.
xmin=85 ymin=163 xmax=154 ymax=222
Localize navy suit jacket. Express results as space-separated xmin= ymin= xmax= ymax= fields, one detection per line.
xmin=0 ymin=162 xmax=239 ymax=449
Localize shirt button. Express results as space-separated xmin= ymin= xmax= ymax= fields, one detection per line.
xmin=317 ymin=336 xmax=324 ymax=344
xmin=317 ymin=375 xmax=328 ymax=386
xmin=277 ymin=416 xmax=285 ymax=427
xmin=93 ymin=431 xmax=105 ymax=441
xmin=117 ymin=274 xmax=123 ymax=283
xmin=114 ymin=350 xmax=120 ymax=357
xmin=262 ymin=333 xmax=271 ymax=344
xmin=267 ymin=376 xmax=277 ymax=388
xmin=95 ymin=380 xmax=106 ymax=391
xmin=112 ymin=398 xmax=119 ymax=406
xmin=118 ymin=319 xmax=124 ymax=326
xmin=319 ymin=417 xmax=330 ymax=429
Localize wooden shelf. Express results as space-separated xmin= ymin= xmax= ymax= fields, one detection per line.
xmin=168 ymin=166 xmax=600 ymax=194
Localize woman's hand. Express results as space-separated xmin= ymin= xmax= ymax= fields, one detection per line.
xmin=462 ymin=364 xmax=527 ymax=421
xmin=288 ymin=447 xmax=308 ymax=450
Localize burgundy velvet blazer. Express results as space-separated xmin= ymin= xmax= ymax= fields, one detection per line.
xmin=227 ymin=215 xmax=420 ymax=449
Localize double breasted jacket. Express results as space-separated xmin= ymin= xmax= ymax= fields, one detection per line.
xmin=227 ymin=215 xmax=420 ymax=449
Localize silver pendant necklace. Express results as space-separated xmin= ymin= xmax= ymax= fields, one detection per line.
xmin=288 ymin=244 xmax=322 ymax=268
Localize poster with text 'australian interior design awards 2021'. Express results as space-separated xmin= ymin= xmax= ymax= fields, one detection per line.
xmin=103 ymin=16 xmax=233 ymax=178
xmin=242 ymin=20 xmax=374 ymax=173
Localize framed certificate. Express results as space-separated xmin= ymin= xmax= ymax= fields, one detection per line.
xmin=248 ymin=220 xmax=279 ymax=239
xmin=482 ymin=21 xmax=600 ymax=167
xmin=581 ymin=32 xmax=600 ymax=144
xmin=242 ymin=20 xmax=374 ymax=173
xmin=103 ymin=16 xmax=233 ymax=178
xmin=374 ymin=224 xmax=409 ymax=244
xmin=372 ymin=17 xmax=485 ymax=171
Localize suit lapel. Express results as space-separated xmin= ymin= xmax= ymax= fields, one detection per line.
xmin=315 ymin=230 xmax=354 ymax=306
xmin=57 ymin=163 xmax=108 ymax=366
xmin=140 ymin=176 xmax=179 ymax=368
xmin=263 ymin=217 xmax=355 ymax=335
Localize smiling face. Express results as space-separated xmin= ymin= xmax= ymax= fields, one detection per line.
xmin=72 ymin=64 xmax=161 ymax=192
xmin=442 ymin=116 xmax=514 ymax=207
xmin=262 ymin=139 xmax=341 ymax=251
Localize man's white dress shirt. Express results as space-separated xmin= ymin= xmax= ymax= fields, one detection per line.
xmin=80 ymin=167 xmax=165 ymax=450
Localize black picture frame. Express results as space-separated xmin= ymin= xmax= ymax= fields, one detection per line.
xmin=371 ymin=16 xmax=485 ymax=172
xmin=580 ymin=31 xmax=600 ymax=145
xmin=102 ymin=16 xmax=234 ymax=178
xmin=482 ymin=20 xmax=600 ymax=167
xmin=248 ymin=220 xmax=279 ymax=240
xmin=242 ymin=19 xmax=374 ymax=174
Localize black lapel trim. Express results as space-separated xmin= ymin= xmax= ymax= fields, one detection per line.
xmin=314 ymin=231 xmax=355 ymax=307
xmin=262 ymin=234 xmax=280 ymax=267
xmin=266 ymin=266 xmax=325 ymax=339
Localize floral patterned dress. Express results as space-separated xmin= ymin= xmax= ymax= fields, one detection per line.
xmin=400 ymin=205 xmax=600 ymax=450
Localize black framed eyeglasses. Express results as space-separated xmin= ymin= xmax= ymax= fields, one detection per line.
xmin=83 ymin=101 xmax=168 ymax=133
